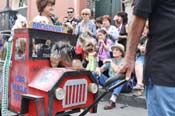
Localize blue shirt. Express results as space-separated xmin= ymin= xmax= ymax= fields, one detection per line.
xmin=101 ymin=58 xmax=123 ymax=77
xmin=75 ymin=20 xmax=96 ymax=37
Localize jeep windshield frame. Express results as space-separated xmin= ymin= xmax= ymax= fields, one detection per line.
xmin=28 ymin=28 xmax=77 ymax=60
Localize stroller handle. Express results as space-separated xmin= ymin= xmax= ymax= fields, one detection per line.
xmin=104 ymin=73 xmax=125 ymax=87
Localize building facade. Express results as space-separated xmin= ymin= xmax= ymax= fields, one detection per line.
xmin=0 ymin=0 xmax=124 ymax=31
xmin=0 ymin=0 xmax=88 ymax=31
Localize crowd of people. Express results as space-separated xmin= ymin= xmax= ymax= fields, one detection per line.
xmin=0 ymin=0 xmax=147 ymax=112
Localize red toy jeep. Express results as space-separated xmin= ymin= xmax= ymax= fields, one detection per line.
xmin=0 ymin=28 xmax=98 ymax=116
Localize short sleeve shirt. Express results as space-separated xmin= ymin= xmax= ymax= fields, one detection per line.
xmin=133 ymin=0 xmax=175 ymax=86
xmin=75 ymin=20 xmax=96 ymax=37
xmin=97 ymin=39 xmax=113 ymax=61
xmin=101 ymin=58 xmax=123 ymax=77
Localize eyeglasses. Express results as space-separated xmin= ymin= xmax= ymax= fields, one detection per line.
xmin=82 ymin=13 xmax=89 ymax=16
xmin=67 ymin=11 xmax=73 ymax=13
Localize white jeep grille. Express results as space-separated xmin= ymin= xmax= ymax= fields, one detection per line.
xmin=62 ymin=79 xmax=88 ymax=108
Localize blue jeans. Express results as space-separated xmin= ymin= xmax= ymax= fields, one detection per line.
xmin=92 ymin=72 xmax=126 ymax=96
xmin=145 ymin=79 xmax=175 ymax=116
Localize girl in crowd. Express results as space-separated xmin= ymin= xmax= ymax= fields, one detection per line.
xmin=96 ymin=29 xmax=113 ymax=67
xmin=95 ymin=16 xmax=103 ymax=33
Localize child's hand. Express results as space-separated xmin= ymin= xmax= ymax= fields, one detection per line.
xmin=98 ymin=39 xmax=104 ymax=44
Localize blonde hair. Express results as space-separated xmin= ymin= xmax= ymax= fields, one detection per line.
xmin=81 ymin=8 xmax=91 ymax=15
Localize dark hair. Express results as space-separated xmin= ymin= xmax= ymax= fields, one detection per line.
xmin=98 ymin=29 xmax=107 ymax=35
xmin=95 ymin=17 xmax=102 ymax=24
xmin=36 ymin=0 xmax=55 ymax=13
xmin=102 ymin=15 xmax=112 ymax=24
xmin=117 ymin=11 xmax=128 ymax=25
xmin=97 ymin=29 xmax=107 ymax=44
xmin=67 ymin=7 xmax=74 ymax=12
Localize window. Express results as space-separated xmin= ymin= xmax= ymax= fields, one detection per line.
xmin=19 ymin=0 xmax=27 ymax=7
xmin=15 ymin=38 xmax=26 ymax=60
xmin=31 ymin=38 xmax=52 ymax=59
xmin=12 ymin=0 xmax=27 ymax=10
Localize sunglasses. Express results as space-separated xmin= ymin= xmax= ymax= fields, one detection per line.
xmin=82 ymin=13 xmax=89 ymax=16
xmin=67 ymin=11 xmax=73 ymax=13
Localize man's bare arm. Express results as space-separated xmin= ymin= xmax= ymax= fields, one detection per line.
xmin=126 ymin=16 xmax=146 ymax=60
xmin=118 ymin=15 xmax=146 ymax=79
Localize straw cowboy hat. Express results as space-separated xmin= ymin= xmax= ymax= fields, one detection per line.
xmin=111 ymin=43 xmax=125 ymax=56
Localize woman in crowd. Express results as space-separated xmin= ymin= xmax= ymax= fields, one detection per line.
xmin=116 ymin=11 xmax=128 ymax=48
xmin=74 ymin=8 xmax=96 ymax=62
xmin=102 ymin=15 xmax=119 ymax=43
xmin=75 ymin=8 xmax=96 ymax=39
xmin=34 ymin=0 xmax=56 ymax=25
xmin=93 ymin=43 xmax=127 ymax=110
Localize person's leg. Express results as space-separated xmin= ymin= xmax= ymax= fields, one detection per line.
xmin=92 ymin=71 xmax=108 ymax=87
xmin=112 ymin=80 xmax=126 ymax=96
xmin=92 ymin=71 xmax=98 ymax=82
xmin=145 ymin=80 xmax=159 ymax=116
xmin=135 ymin=63 xmax=144 ymax=85
xmin=133 ymin=57 xmax=144 ymax=96
xmin=98 ymin=74 xmax=108 ymax=87
xmin=145 ymin=79 xmax=175 ymax=116
xmin=104 ymin=94 xmax=116 ymax=110
xmin=104 ymin=80 xmax=126 ymax=110
xmin=154 ymin=85 xmax=175 ymax=116
xmin=134 ymin=56 xmax=144 ymax=89
xmin=110 ymin=80 xmax=128 ymax=103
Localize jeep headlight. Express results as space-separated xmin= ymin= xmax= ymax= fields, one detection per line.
xmin=55 ymin=88 xmax=65 ymax=100
xmin=88 ymin=83 xmax=98 ymax=94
